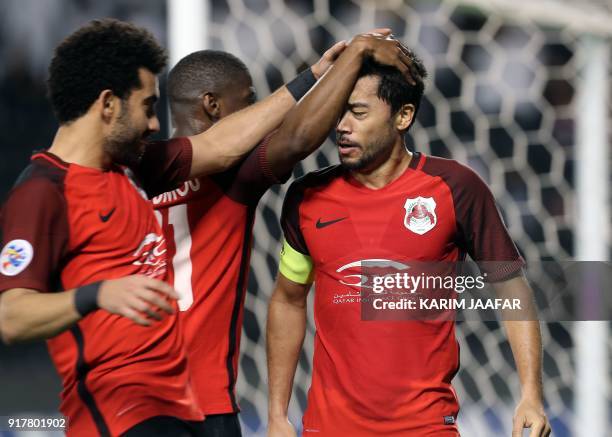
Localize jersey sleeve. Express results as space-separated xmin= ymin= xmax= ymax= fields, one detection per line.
xmin=280 ymin=180 xmax=310 ymax=254
xmin=453 ymin=166 xmax=525 ymax=282
xmin=278 ymin=180 xmax=314 ymax=283
xmin=211 ymin=132 xmax=290 ymax=205
xmin=136 ymin=137 xmax=193 ymax=197
xmin=0 ymin=179 xmax=69 ymax=293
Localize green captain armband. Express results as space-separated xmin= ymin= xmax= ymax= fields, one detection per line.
xmin=279 ymin=240 xmax=314 ymax=284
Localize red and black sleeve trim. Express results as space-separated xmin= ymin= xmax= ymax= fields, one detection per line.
xmin=0 ymin=156 xmax=70 ymax=293
xmin=211 ymin=134 xmax=283 ymax=206
xmin=419 ymin=155 xmax=525 ymax=281
xmin=137 ymin=137 xmax=193 ymax=197
xmin=281 ymin=165 xmax=343 ymax=255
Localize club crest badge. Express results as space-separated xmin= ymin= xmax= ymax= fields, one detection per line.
xmin=0 ymin=239 xmax=33 ymax=276
xmin=403 ymin=197 xmax=437 ymax=235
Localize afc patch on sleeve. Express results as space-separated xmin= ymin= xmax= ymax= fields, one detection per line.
xmin=0 ymin=239 xmax=34 ymax=276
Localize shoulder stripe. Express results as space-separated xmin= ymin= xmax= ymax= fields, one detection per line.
xmin=408 ymin=151 xmax=423 ymax=170
xmin=31 ymin=152 xmax=70 ymax=171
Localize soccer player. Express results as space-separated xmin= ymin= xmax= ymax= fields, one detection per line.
xmin=267 ymin=57 xmax=552 ymax=436
xmin=0 ymin=18 xmax=349 ymax=437
xmin=155 ymin=32 xmax=415 ymax=437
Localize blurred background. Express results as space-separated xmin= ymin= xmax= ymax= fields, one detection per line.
xmin=0 ymin=0 xmax=610 ymax=436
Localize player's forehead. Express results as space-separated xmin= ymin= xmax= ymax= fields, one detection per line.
xmin=347 ymin=75 xmax=380 ymax=106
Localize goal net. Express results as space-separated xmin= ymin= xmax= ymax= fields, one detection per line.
xmin=191 ymin=0 xmax=612 ymax=435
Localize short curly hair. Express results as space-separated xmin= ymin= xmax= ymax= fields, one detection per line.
xmin=167 ymin=50 xmax=251 ymax=112
xmin=48 ymin=18 xmax=168 ymax=124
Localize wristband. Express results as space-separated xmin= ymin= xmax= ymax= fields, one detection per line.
xmin=74 ymin=282 xmax=102 ymax=316
xmin=286 ymin=68 xmax=317 ymax=101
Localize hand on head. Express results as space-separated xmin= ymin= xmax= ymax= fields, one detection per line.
xmin=349 ymin=30 xmax=420 ymax=85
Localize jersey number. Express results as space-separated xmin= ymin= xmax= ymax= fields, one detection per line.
xmin=159 ymin=205 xmax=194 ymax=311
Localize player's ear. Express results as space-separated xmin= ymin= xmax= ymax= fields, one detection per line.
xmin=395 ymin=103 xmax=415 ymax=131
xmin=100 ymin=90 xmax=118 ymax=122
xmin=201 ymin=92 xmax=221 ymax=121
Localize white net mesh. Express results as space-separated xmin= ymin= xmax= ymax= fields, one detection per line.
xmin=205 ymin=0 xmax=611 ymax=435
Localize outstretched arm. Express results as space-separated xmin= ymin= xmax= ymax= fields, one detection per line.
xmin=265 ymin=32 xmax=417 ymax=179
xmin=186 ymin=84 xmax=296 ymax=178
xmin=185 ymin=34 xmax=381 ymax=178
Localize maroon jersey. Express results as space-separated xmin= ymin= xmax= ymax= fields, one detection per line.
xmin=280 ymin=152 xmax=524 ymax=436
xmin=151 ymin=141 xmax=281 ymax=414
xmin=0 ymin=138 xmax=202 ymax=436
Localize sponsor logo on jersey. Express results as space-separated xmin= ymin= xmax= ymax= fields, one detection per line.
xmin=336 ymin=258 xmax=410 ymax=288
xmin=333 ymin=259 xmax=410 ymax=305
xmin=99 ymin=207 xmax=116 ymax=222
xmin=133 ymin=233 xmax=167 ymax=277
xmin=404 ymin=196 xmax=437 ymax=235
xmin=0 ymin=239 xmax=33 ymax=276
xmin=316 ymin=216 xmax=347 ymax=229
xmin=152 ymin=179 xmax=201 ymax=205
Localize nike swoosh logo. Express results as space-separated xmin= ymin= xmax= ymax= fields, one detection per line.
xmin=99 ymin=208 xmax=116 ymax=223
xmin=316 ymin=217 xmax=347 ymax=229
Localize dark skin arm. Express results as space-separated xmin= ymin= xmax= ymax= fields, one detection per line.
xmin=185 ymin=31 xmax=392 ymax=178
xmin=264 ymin=32 xmax=417 ymax=179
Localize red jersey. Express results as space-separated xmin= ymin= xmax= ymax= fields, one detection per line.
xmin=280 ymin=152 xmax=524 ymax=436
xmin=151 ymin=141 xmax=280 ymax=414
xmin=0 ymin=138 xmax=202 ymax=436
